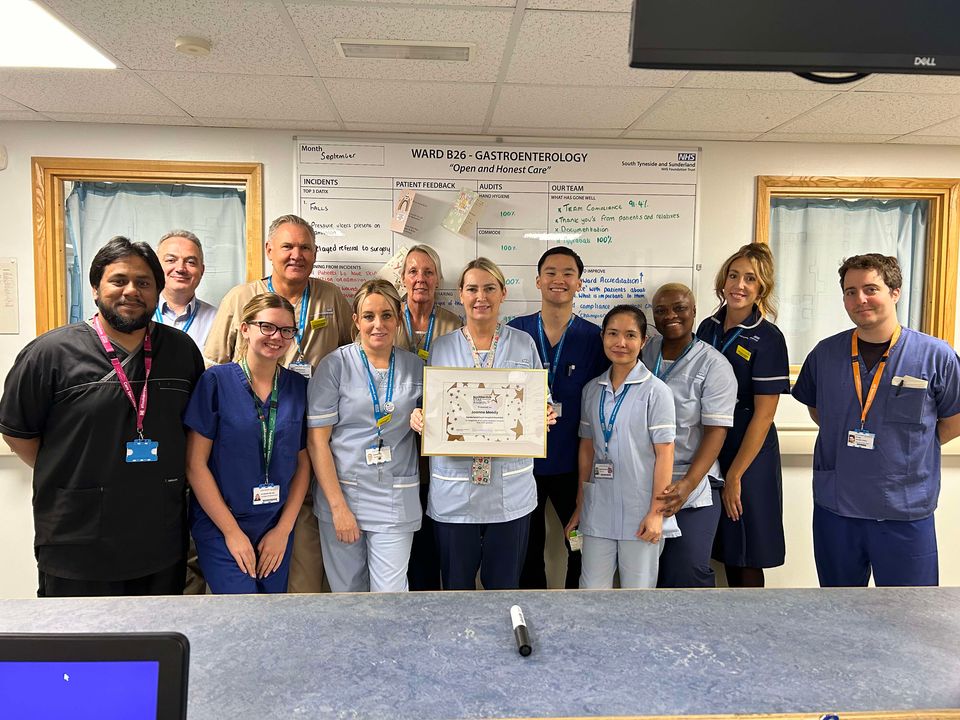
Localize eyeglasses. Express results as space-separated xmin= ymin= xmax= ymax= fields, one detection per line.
xmin=250 ymin=321 xmax=297 ymax=340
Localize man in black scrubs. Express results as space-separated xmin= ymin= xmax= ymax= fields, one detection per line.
xmin=0 ymin=237 xmax=204 ymax=597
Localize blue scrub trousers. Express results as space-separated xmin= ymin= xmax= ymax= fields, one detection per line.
xmin=657 ymin=488 xmax=722 ymax=588
xmin=813 ymin=504 xmax=939 ymax=587
xmin=580 ymin=535 xmax=664 ymax=589
xmin=434 ymin=514 xmax=531 ymax=590
xmin=195 ymin=518 xmax=294 ymax=594
xmin=318 ymin=519 xmax=415 ymax=593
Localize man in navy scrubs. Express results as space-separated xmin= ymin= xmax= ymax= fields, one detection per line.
xmin=0 ymin=237 xmax=204 ymax=597
xmin=792 ymin=254 xmax=960 ymax=587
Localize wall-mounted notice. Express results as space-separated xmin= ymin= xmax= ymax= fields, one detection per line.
xmin=0 ymin=257 xmax=19 ymax=334
xmin=296 ymin=139 xmax=699 ymax=323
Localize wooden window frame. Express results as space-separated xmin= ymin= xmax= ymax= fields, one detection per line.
xmin=31 ymin=157 xmax=264 ymax=336
xmin=755 ymin=175 xmax=960 ymax=351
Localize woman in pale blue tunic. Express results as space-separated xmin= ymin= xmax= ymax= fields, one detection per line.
xmin=307 ymin=280 xmax=423 ymax=592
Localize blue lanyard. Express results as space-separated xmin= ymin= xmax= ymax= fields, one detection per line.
xmin=536 ymin=313 xmax=573 ymax=389
xmin=358 ymin=346 xmax=395 ymax=440
xmin=153 ymin=301 xmax=199 ymax=333
xmin=267 ymin=278 xmax=310 ymax=350
xmin=404 ymin=305 xmax=436 ymax=355
xmin=598 ymin=382 xmax=631 ymax=456
xmin=653 ymin=338 xmax=698 ymax=382
xmin=711 ymin=324 xmax=743 ymax=356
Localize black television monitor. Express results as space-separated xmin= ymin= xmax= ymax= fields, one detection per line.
xmin=0 ymin=632 xmax=189 ymax=720
xmin=629 ymin=0 xmax=960 ymax=76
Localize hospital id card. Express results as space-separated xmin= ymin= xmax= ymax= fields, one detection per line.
xmin=847 ymin=429 xmax=876 ymax=450
xmin=253 ymin=483 xmax=280 ymax=505
xmin=288 ymin=361 xmax=312 ymax=379
xmin=126 ymin=439 xmax=158 ymax=463
xmin=552 ymin=402 xmax=562 ymax=418
xmin=593 ymin=461 xmax=614 ymax=480
xmin=366 ymin=445 xmax=393 ymax=465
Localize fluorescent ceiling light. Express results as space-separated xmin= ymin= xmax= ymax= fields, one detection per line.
xmin=336 ymin=39 xmax=472 ymax=62
xmin=0 ymin=0 xmax=115 ymax=69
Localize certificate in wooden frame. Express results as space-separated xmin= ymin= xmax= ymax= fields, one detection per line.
xmin=422 ymin=366 xmax=548 ymax=458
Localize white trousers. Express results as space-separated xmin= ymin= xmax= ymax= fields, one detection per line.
xmin=579 ymin=534 xmax=665 ymax=589
xmin=318 ymin=519 xmax=414 ymax=593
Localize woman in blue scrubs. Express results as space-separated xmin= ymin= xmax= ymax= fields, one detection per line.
xmin=308 ymin=280 xmax=423 ymax=592
xmin=566 ymin=305 xmax=678 ymax=589
xmin=410 ymin=258 xmax=555 ymax=591
xmin=699 ymin=243 xmax=791 ymax=587
xmin=184 ymin=293 xmax=310 ymax=593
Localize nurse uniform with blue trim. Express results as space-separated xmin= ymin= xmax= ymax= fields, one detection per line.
xmin=641 ymin=335 xmax=737 ymax=588
xmin=308 ymin=344 xmax=424 ymax=592
xmin=792 ymin=325 xmax=960 ymax=586
xmin=698 ymin=305 xmax=790 ymax=570
xmin=427 ymin=324 xmax=541 ymax=590
xmin=183 ymin=363 xmax=308 ymax=593
xmin=577 ymin=362 xmax=679 ymax=589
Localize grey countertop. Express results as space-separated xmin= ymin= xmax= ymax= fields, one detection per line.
xmin=1 ymin=588 xmax=959 ymax=719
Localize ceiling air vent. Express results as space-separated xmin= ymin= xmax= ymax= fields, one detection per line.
xmin=335 ymin=39 xmax=472 ymax=62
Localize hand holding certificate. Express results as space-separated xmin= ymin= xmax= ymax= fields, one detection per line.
xmin=421 ymin=366 xmax=549 ymax=457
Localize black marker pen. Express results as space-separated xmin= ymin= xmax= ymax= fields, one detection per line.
xmin=511 ymin=605 xmax=532 ymax=656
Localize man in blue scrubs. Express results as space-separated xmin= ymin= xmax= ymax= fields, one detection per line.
xmin=509 ymin=248 xmax=608 ymax=588
xmin=793 ymin=254 xmax=960 ymax=587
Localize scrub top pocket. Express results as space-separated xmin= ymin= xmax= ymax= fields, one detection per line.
xmin=885 ymin=385 xmax=926 ymax=425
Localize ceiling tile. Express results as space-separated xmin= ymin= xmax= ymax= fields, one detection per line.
xmin=854 ymin=74 xmax=960 ymax=94
xmin=632 ymin=88 xmax=836 ymax=132
xmin=44 ymin=112 xmax=197 ymax=125
xmin=343 ymin=122 xmax=484 ymax=134
xmin=0 ymin=95 xmax=31 ymax=112
xmin=0 ymin=69 xmax=187 ymax=115
xmin=506 ymin=10 xmax=684 ymax=87
xmin=773 ymin=93 xmax=960 ymax=135
xmin=680 ymin=71 xmax=870 ymax=92
xmin=325 ymin=79 xmax=494 ymax=125
xmin=493 ymin=84 xmax=666 ymax=128
xmin=529 ymin=0 xmax=631 ymax=9
xmin=623 ymin=129 xmax=761 ymax=141
xmin=139 ymin=72 xmax=337 ymax=121
xmin=488 ymin=126 xmax=624 ymax=138
xmin=888 ymin=135 xmax=960 ymax=145
xmin=286 ymin=3 xmax=513 ymax=82
xmin=0 ymin=111 xmax=50 ymax=121
xmin=196 ymin=117 xmax=341 ymax=130
xmin=758 ymin=132 xmax=897 ymax=144
xmin=40 ymin=0 xmax=313 ymax=75
xmin=910 ymin=114 xmax=960 ymax=136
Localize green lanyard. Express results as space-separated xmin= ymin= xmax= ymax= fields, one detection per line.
xmin=240 ymin=358 xmax=279 ymax=485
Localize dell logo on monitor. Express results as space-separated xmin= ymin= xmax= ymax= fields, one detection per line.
xmin=677 ymin=152 xmax=697 ymax=161
xmin=914 ymin=56 xmax=937 ymax=66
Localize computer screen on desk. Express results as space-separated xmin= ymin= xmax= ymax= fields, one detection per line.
xmin=0 ymin=632 xmax=188 ymax=720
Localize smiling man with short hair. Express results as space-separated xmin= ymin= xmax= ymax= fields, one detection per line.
xmin=154 ymin=230 xmax=217 ymax=348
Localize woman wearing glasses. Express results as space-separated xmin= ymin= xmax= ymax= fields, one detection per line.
xmin=307 ymin=280 xmax=424 ymax=592
xmin=184 ymin=293 xmax=311 ymax=593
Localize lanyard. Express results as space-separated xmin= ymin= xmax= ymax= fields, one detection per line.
xmin=266 ymin=278 xmax=310 ymax=352
xmin=358 ymin=346 xmax=396 ymax=440
xmin=598 ymin=381 xmax=631 ymax=457
xmin=536 ymin=313 xmax=573 ymax=389
xmin=92 ymin=315 xmax=152 ymax=439
xmin=851 ymin=326 xmax=902 ymax=430
xmin=711 ymin=324 xmax=744 ymax=356
xmin=653 ymin=337 xmax=698 ymax=382
xmin=463 ymin=323 xmax=502 ymax=368
xmin=153 ymin=300 xmax=199 ymax=334
xmin=404 ymin=305 xmax=436 ymax=355
xmin=240 ymin=358 xmax=279 ymax=484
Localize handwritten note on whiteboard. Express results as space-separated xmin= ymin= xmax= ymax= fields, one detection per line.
xmin=296 ymin=140 xmax=700 ymax=324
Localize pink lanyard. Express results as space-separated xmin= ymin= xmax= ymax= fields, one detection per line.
xmin=93 ymin=316 xmax=152 ymax=438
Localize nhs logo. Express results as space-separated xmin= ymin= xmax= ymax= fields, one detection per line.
xmin=677 ymin=152 xmax=697 ymax=161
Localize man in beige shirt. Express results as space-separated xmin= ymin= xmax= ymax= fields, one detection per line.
xmin=205 ymin=214 xmax=352 ymax=592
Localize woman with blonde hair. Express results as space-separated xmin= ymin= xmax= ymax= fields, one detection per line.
xmin=698 ymin=243 xmax=790 ymax=587
xmin=308 ymin=279 xmax=424 ymax=592
xmin=184 ymin=293 xmax=310 ymax=593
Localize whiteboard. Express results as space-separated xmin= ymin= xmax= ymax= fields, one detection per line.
xmin=295 ymin=139 xmax=700 ymax=324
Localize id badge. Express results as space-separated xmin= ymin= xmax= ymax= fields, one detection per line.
xmin=417 ymin=349 xmax=430 ymax=361
xmin=376 ymin=413 xmax=393 ymax=428
xmin=593 ymin=461 xmax=614 ymax=480
xmin=126 ymin=438 xmax=158 ymax=463
xmin=288 ymin=361 xmax=312 ymax=379
xmin=553 ymin=402 xmax=563 ymax=418
xmin=311 ymin=317 xmax=328 ymax=330
xmin=253 ymin=483 xmax=280 ymax=505
xmin=847 ymin=429 xmax=876 ymax=450
xmin=366 ymin=445 xmax=393 ymax=465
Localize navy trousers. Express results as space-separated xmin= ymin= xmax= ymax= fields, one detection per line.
xmin=657 ymin=488 xmax=722 ymax=588
xmin=435 ymin=514 xmax=531 ymax=590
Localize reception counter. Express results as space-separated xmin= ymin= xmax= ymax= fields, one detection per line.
xmin=1 ymin=587 xmax=958 ymax=719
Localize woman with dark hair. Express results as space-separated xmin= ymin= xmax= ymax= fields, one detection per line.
xmin=184 ymin=293 xmax=310 ymax=594
xmin=566 ymin=304 xmax=678 ymax=589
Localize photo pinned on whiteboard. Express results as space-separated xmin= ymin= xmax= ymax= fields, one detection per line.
xmin=391 ymin=190 xmax=429 ymax=238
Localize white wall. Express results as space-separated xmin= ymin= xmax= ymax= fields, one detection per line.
xmin=2 ymin=120 xmax=960 ymax=597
